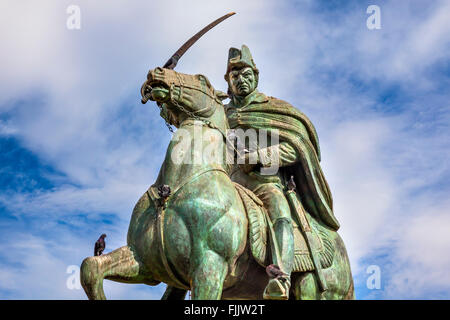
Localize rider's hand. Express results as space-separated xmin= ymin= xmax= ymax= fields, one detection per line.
xmin=238 ymin=151 xmax=259 ymax=174
xmin=239 ymin=163 xmax=257 ymax=174
xmin=170 ymin=86 xmax=194 ymax=109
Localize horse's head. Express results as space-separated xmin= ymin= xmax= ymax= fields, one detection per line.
xmin=141 ymin=67 xmax=228 ymax=128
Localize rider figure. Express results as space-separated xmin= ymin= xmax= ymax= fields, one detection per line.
xmin=224 ymin=45 xmax=295 ymax=299
xmin=224 ymin=45 xmax=340 ymax=300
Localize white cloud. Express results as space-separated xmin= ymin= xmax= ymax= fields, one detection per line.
xmin=0 ymin=120 xmax=18 ymax=136
xmin=322 ymin=118 xmax=400 ymax=272
xmin=354 ymin=1 xmax=450 ymax=85
xmin=0 ymin=232 xmax=166 ymax=299
xmin=383 ymin=200 xmax=450 ymax=299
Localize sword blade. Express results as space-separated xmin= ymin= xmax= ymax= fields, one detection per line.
xmin=163 ymin=12 xmax=236 ymax=69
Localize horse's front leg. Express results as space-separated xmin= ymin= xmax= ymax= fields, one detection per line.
xmin=80 ymin=245 xmax=158 ymax=300
xmin=162 ymin=286 xmax=188 ymax=300
xmin=190 ymin=250 xmax=228 ymax=300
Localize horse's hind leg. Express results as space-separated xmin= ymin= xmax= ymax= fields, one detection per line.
xmin=292 ymin=272 xmax=322 ymax=300
xmin=190 ymin=250 xmax=228 ymax=300
xmin=80 ymin=245 xmax=158 ymax=300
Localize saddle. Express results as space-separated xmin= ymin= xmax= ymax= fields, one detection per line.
xmin=233 ymin=182 xmax=334 ymax=272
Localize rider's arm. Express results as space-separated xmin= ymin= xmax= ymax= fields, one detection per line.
xmin=256 ymin=142 xmax=299 ymax=168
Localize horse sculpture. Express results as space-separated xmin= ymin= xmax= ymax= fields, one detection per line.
xmin=80 ymin=67 xmax=355 ymax=300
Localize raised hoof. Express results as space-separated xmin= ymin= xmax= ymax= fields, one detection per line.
xmin=263 ymin=278 xmax=290 ymax=300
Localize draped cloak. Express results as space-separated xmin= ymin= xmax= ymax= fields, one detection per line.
xmin=226 ymin=91 xmax=340 ymax=231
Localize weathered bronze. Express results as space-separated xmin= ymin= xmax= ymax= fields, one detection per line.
xmin=80 ymin=20 xmax=354 ymax=300
xmin=141 ymin=12 xmax=235 ymax=105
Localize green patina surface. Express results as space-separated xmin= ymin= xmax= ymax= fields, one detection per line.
xmin=80 ymin=45 xmax=354 ymax=300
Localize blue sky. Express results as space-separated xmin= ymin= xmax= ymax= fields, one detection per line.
xmin=0 ymin=0 xmax=449 ymax=299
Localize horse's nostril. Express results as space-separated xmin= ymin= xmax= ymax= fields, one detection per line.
xmin=140 ymin=81 xmax=153 ymax=104
xmin=141 ymin=94 xmax=151 ymax=104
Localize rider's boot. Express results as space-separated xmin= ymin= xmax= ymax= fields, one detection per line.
xmin=263 ymin=217 xmax=294 ymax=300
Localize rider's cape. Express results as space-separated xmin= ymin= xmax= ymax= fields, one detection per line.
xmin=226 ymin=91 xmax=340 ymax=231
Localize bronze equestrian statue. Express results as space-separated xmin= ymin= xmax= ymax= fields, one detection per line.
xmin=80 ymin=56 xmax=354 ymax=301
xmin=80 ymin=14 xmax=354 ymax=300
xmin=224 ymin=45 xmax=344 ymax=299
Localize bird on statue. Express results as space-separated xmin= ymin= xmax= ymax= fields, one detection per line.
xmin=94 ymin=234 xmax=106 ymax=256
xmin=158 ymin=184 xmax=171 ymax=208
xmin=158 ymin=184 xmax=171 ymax=199
xmin=266 ymin=264 xmax=288 ymax=281
xmin=287 ymin=175 xmax=296 ymax=192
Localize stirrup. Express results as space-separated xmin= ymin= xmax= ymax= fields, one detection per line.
xmin=263 ymin=276 xmax=291 ymax=300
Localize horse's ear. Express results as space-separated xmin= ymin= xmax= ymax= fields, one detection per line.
xmin=196 ymin=74 xmax=213 ymax=89
xmin=214 ymin=90 xmax=229 ymax=101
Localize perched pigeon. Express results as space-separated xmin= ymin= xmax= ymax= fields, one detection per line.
xmin=158 ymin=184 xmax=171 ymax=200
xmin=94 ymin=234 xmax=106 ymax=256
xmin=266 ymin=264 xmax=288 ymax=280
xmin=287 ymin=175 xmax=296 ymax=192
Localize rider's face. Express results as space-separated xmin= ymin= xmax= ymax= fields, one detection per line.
xmin=228 ymin=67 xmax=257 ymax=97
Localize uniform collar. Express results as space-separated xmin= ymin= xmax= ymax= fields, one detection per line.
xmin=231 ymin=90 xmax=268 ymax=109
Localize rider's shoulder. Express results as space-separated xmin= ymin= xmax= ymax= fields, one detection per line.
xmin=265 ymin=95 xmax=296 ymax=109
